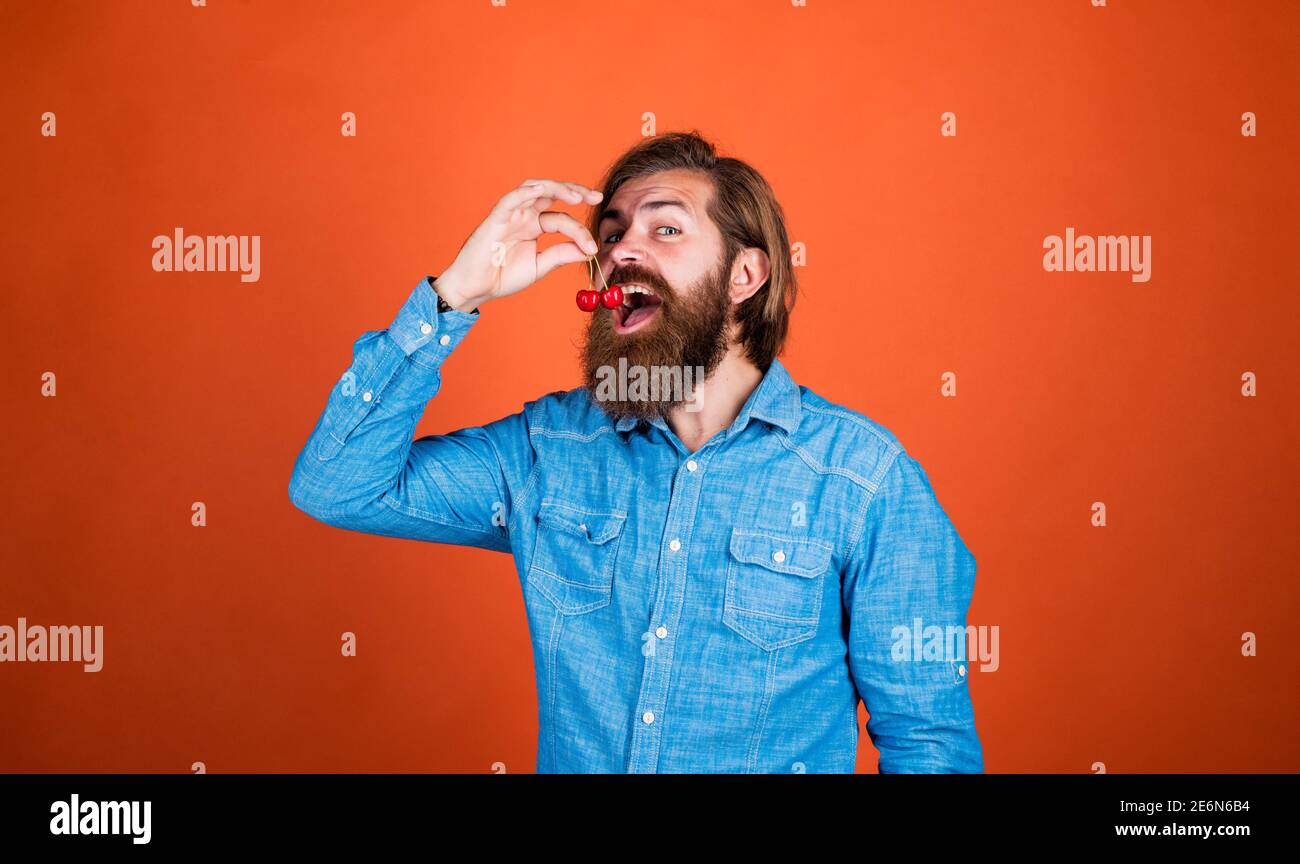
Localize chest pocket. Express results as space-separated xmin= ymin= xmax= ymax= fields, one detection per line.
xmin=723 ymin=528 xmax=833 ymax=651
xmin=527 ymin=499 xmax=627 ymax=615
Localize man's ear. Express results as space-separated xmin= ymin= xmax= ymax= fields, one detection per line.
xmin=727 ymin=247 xmax=771 ymax=306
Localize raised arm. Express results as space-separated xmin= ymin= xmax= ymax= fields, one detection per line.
xmin=288 ymin=179 xmax=605 ymax=551
xmin=288 ymin=275 xmax=532 ymax=551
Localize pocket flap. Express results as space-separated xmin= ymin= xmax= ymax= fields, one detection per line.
xmin=729 ymin=528 xmax=832 ymax=578
xmin=537 ymin=499 xmax=626 ymax=544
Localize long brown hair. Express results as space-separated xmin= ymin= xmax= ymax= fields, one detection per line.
xmin=587 ymin=131 xmax=796 ymax=371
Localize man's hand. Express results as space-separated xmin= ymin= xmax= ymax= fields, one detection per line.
xmin=435 ymin=179 xmax=604 ymax=312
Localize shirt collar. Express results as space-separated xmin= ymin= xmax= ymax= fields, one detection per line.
xmin=611 ymin=357 xmax=802 ymax=437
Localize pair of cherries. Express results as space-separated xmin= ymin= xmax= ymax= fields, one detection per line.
xmin=575 ymin=283 xmax=623 ymax=312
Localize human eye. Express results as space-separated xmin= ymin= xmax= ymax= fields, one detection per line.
xmin=603 ymin=225 xmax=679 ymax=244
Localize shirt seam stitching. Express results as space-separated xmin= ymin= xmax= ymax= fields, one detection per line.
xmin=801 ymin=402 xmax=898 ymax=450
xmin=844 ymin=446 xmax=905 ymax=563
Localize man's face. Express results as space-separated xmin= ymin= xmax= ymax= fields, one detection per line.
xmin=581 ymin=169 xmax=734 ymax=422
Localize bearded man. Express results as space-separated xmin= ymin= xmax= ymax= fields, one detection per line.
xmin=289 ymin=131 xmax=983 ymax=774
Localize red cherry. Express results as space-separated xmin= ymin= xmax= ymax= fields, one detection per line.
xmin=575 ymin=289 xmax=600 ymax=312
xmin=600 ymin=284 xmax=623 ymax=309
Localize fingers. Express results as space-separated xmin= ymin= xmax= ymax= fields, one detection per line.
xmin=538 ymin=210 xmax=599 ymax=256
xmin=495 ymin=179 xmax=601 ymax=217
xmin=536 ymin=241 xmax=592 ymax=280
xmin=526 ymin=178 xmax=603 ymax=203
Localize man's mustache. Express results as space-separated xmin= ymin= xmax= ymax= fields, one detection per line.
xmin=608 ymin=267 xmax=672 ymax=298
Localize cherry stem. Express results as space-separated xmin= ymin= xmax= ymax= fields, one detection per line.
xmin=588 ymin=255 xmax=612 ymax=293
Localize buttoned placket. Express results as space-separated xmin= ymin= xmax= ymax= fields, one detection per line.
xmin=624 ymin=432 xmax=719 ymax=773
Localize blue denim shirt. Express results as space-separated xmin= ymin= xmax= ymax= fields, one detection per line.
xmin=289 ymin=276 xmax=983 ymax=773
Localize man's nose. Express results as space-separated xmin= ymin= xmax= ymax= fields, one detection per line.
xmin=611 ymin=252 xmax=643 ymax=280
xmin=599 ymin=250 xmax=640 ymax=283
xmin=605 ymin=231 xmax=647 ymax=266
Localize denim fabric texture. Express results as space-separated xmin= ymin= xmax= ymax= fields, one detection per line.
xmin=289 ymin=276 xmax=984 ymax=773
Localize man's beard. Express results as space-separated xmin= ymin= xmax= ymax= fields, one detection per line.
xmin=581 ymin=255 xmax=733 ymax=423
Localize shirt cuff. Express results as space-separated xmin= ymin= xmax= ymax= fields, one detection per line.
xmin=386 ymin=275 xmax=479 ymax=364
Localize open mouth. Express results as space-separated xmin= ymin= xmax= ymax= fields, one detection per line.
xmin=613 ymin=283 xmax=664 ymax=334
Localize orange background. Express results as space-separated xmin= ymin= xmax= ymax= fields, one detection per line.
xmin=1 ymin=0 xmax=1297 ymax=773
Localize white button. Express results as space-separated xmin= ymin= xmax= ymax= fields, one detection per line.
xmin=642 ymin=711 xmax=655 ymax=724
xmin=439 ymin=334 xmax=451 ymax=346
xmin=686 ymin=460 xmax=697 ymax=472
xmin=362 ymin=390 xmax=372 ymax=402
xmin=578 ymin=523 xmax=586 ymax=531
xmin=655 ymin=626 xmax=667 ymax=639
xmin=958 ymin=664 xmax=967 ymax=677
xmin=772 ymin=550 xmax=786 ymax=563
xmin=669 ymin=539 xmax=681 ymax=552
xmin=419 ymin=321 xmax=432 ymax=335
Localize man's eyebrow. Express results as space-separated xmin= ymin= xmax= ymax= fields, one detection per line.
xmin=598 ymin=199 xmax=693 ymax=224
